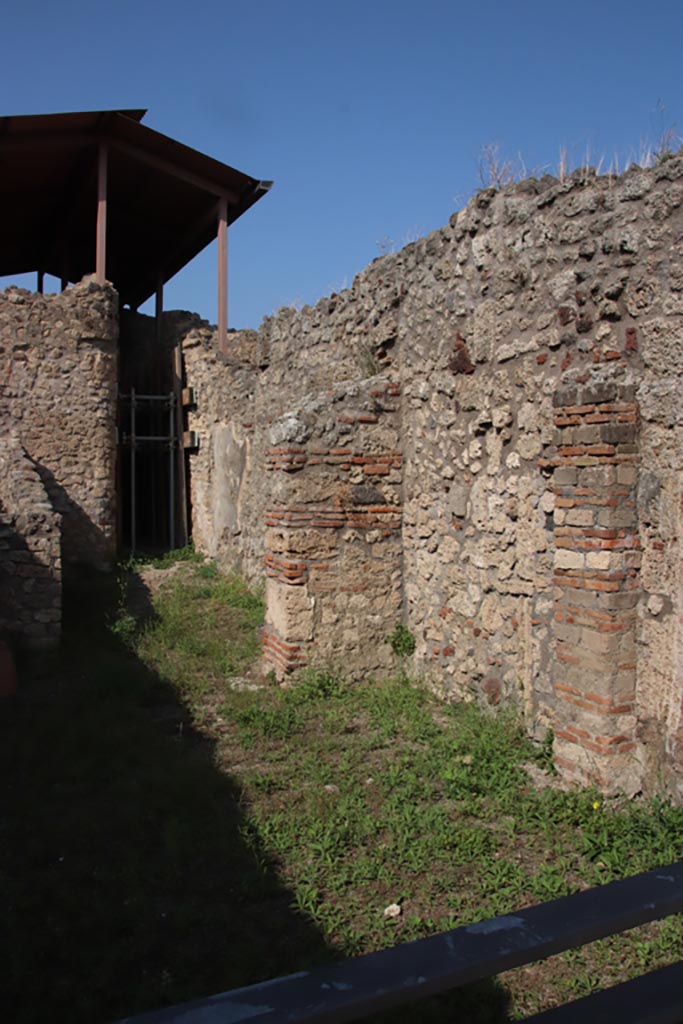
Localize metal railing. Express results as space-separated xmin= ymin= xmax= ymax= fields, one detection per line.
xmin=119 ymin=388 xmax=178 ymax=552
xmin=118 ymin=863 xmax=683 ymax=1024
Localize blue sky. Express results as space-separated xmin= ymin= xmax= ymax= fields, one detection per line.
xmin=2 ymin=0 xmax=681 ymax=329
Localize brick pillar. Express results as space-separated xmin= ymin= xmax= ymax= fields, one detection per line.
xmin=549 ymin=378 xmax=641 ymax=794
xmin=261 ymin=380 xmax=403 ymax=680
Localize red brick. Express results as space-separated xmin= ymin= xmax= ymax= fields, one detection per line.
xmin=557 ymin=404 xmax=597 ymax=415
xmin=556 ymin=648 xmax=581 ymax=665
xmin=559 ymin=445 xmax=587 ymax=456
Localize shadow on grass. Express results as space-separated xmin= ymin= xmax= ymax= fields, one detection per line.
xmin=0 ymin=571 xmax=331 ymax=1023
xmin=0 ymin=570 xmax=512 ymax=1024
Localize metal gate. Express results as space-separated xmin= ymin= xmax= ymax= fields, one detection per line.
xmin=118 ymin=388 xmax=180 ymax=554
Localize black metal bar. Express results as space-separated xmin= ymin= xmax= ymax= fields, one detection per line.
xmin=117 ymin=864 xmax=683 ymax=1024
xmin=130 ymin=386 xmax=136 ymax=555
xmin=121 ymin=435 xmax=175 ymax=444
xmin=120 ymin=393 xmax=174 ymax=403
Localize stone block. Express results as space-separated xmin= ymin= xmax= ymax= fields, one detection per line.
xmin=555 ymin=549 xmax=585 ymax=570
xmin=586 ymin=550 xmax=611 ymax=571
xmin=265 ymin=579 xmax=314 ymax=642
xmin=553 ymin=386 xmax=579 ymax=408
xmin=575 ymin=424 xmax=603 ymax=445
xmin=580 ymin=381 xmax=618 ymax=405
xmin=565 ymin=508 xmax=595 ymax=527
xmin=554 ymin=467 xmax=579 ymax=486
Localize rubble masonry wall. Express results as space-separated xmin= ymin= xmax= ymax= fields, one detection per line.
xmin=0 ymin=277 xmax=119 ymax=573
xmin=182 ymin=155 xmax=683 ymax=796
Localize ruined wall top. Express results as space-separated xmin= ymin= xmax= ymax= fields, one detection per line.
xmin=181 ymin=150 xmax=683 ymax=797
xmin=0 ymin=276 xmax=119 ymax=571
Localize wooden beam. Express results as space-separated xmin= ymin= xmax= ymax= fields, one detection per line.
xmin=217 ymin=196 xmax=228 ymax=359
xmin=95 ymin=144 xmax=108 ymax=285
xmin=107 ymin=138 xmax=239 ymax=203
xmin=0 ymin=131 xmax=95 ymax=153
xmin=159 ymin=200 xmax=219 ymax=278
xmin=40 ymin=141 xmax=98 ymax=290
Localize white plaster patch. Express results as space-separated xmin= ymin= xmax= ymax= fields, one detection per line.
xmin=467 ymin=914 xmax=526 ymax=935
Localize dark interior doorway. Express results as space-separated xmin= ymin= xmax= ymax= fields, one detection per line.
xmin=117 ymin=311 xmax=188 ymax=556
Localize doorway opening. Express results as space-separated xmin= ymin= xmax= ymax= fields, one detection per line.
xmin=117 ymin=310 xmax=189 ymax=556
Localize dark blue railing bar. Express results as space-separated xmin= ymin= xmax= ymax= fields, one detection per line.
xmin=118 ymin=863 xmax=683 ymax=1024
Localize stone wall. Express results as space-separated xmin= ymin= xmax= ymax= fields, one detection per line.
xmin=182 ymin=264 xmax=403 ymax=587
xmin=632 ymin=181 xmax=683 ymax=795
xmin=0 ymin=435 xmax=61 ymax=649
xmin=3 ymin=155 xmax=680 ymax=793
xmin=394 ymin=163 xmax=683 ymax=795
xmin=181 ymin=321 xmax=263 ymax=583
xmin=0 ymin=277 xmax=119 ymax=572
xmin=182 ymin=155 xmax=683 ymax=796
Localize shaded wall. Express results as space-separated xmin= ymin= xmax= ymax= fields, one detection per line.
xmin=0 ymin=435 xmax=61 ymax=649
xmin=182 ymin=269 xmax=401 ymax=587
xmin=0 ymin=277 xmax=118 ymax=572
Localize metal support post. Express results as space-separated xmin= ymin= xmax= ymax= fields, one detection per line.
xmin=217 ymin=195 xmax=228 ymax=358
xmin=96 ymin=144 xmax=108 ymax=284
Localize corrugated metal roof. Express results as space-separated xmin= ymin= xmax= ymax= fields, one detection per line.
xmin=0 ymin=108 xmax=271 ymax=307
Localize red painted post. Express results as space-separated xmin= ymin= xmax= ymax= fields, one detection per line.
xmin=217 ymin=195 xmax=228 ymax=358
xmin=96 ymin=144 xmax=108 ymax=285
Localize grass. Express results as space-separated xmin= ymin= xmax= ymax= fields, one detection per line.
xmin=477 ymin=115 xmax=681 ymax=193
xmin=2 ymin=553 xmax=682 ymax=1022
xmin=133 ymin=563 xmax=263 ymax=702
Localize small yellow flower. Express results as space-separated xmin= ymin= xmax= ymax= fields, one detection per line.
xmin=593 ymin=801 xmax=601 ymax=811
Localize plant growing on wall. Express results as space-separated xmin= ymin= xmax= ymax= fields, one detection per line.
xmin=387 ymin=624 xmax=416 ymax=680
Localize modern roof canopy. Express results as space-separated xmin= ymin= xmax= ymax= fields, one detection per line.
xmin=0 ymin=108 xmax=271 ymax=347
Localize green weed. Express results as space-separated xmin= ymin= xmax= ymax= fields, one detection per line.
xmin=9 ymin=551 xmax=683 ymax=1024
xmin=386 ymin=624 xmax=416 ymax=658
